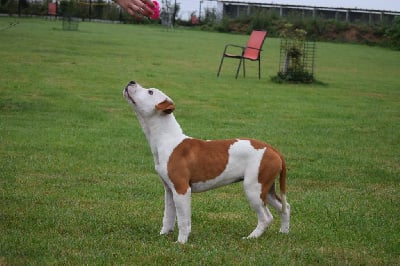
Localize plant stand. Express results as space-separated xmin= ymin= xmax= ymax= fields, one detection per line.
xmin=62 ymin=17 xmax=79 ymax=31
xmin=277 ymin=38 xmax=316 ymax=83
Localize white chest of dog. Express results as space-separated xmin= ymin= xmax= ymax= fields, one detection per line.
xmin=123 ymin=81 xmax=290 ymax=243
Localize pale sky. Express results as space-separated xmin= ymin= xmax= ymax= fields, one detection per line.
xmin=177 ymin=0 xmax=400 ymax=19
xmin=264 ymin=0 xmax=400 ymax=11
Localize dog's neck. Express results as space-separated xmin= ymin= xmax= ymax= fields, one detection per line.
xmin=135 ymin=110 xmax=187 ymax=162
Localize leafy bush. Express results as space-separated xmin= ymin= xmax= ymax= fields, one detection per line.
xmin=384 ymin=17 xmax=400 ymax=50
xmin=272 ymin=70 xmax=314 ymax=83
xmin=271 ymin=24 xmax=315 ymax=83
xmin=0 ymin=0 xmax=20 ymax=15
xmin=215 ymin=16 xmax=232 ymax=33
xmin=250 ymin=9 xmax=279 ymax=35
xmin=59 ymin=0 xmax=80 ymax=17
xmin=201 ymin=11 xmax=400 ymax=50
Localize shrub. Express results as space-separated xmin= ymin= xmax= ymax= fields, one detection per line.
xmin=384 ymin=17 xmax=400 ymax=50
xmin=215 ymin=16 xmax=232 ymax=33
xmin=272 ymin=70 xmax=314 ymax=83
xmin=272 ymin=24 xmax=315 ymax=83
xmin=59 ymin=0 xmax=80 ymax=17
xmin=249 ymin=9 xmax=279 ymax=34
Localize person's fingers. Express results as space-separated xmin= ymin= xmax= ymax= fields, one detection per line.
xmin=139 ymin=0 xmax=154 ymax=17
xmin=128 ymin=0 xmax=153 ymax=18
xmin=114 ymin=0 xmax=155 ymax=19
xmin=142 ymin=0 xmax=155 ymax=8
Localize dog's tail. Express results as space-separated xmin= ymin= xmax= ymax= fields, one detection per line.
xmin=279 ymin=156 xmax=288 ymax=214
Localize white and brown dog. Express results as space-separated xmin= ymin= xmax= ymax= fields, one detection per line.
xmin=123 ymin=81 xmax=290 ymax=243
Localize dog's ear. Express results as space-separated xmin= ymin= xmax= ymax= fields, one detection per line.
xmin=155 ymin=99 xmax=175 ymax=114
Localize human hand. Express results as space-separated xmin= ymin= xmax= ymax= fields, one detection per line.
xmin=114 ymin=0 xmax=157 ymax=20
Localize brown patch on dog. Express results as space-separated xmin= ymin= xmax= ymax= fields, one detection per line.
xmin=155 ymin=99 xmax=175 ymax=114
xmin=167 ymin=139 xmax=237 ymax=194
xmin=258 ymin=148 xmax=283 ymax=205
xmin=247 ymin=138 xmax=286 ymax=205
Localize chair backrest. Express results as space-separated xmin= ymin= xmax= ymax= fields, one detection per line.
xmin=243 ymin=30 xmax=267 ymax=60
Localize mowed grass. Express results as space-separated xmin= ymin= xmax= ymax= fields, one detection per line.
xmin=0 ymin=17 xmax=399 ymax=264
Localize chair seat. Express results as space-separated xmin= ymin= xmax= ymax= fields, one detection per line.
xmin=224 ymin=53 xmax=259 ymax=61
xmin=223 ymin=53 xmax=243 ymax=59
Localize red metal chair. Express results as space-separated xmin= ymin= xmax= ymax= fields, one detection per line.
xmin=48 ymin=3 xmax=57 ymax=16
xmin=217 ymin=30 xmax=268 ymax=79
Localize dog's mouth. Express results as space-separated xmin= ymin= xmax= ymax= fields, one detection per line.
xmin=124 ymin=87 xmax=136 ymax=105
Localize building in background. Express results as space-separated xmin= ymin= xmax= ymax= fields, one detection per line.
xmin=177 ymin=0 xmax=400 ymax=23
xmin=215 ymin=0 xmax=400 ymax=23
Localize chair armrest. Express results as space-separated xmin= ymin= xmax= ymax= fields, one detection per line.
xmin=223 ymin=44 xmax=245 ymax=55
xmin=225 ymin=44 xmax=245 ymax=49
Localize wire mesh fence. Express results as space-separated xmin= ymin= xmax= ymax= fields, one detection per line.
xmin=62 ymin=17 xmax=80 ymax=31
xmin=277 ymin=39 xmax=316 ymax=83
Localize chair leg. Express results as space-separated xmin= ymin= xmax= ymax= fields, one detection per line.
xmin=258 ymin=58 xmax=261 ymax=79
xmin=235 ymin=58 xmax=243 ymax=79
xmin=243 ymin=59 xmax=246 ymax=78
xmin=217 ymin=55 xmax=225 ymax=77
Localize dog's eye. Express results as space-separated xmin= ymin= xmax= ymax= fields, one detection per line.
xmin=148 ymin=90 xmax=154 ymax=95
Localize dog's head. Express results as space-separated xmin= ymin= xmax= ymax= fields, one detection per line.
xmin=123 ymin=81 xmax=175 ymax=117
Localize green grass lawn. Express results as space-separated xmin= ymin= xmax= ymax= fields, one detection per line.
xmin=0 ymin=17 xmax=399 ymax=264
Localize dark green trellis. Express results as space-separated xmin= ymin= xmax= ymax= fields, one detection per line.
xmin=272 ymin=24 xmax=316 ymax=83
xmin=277 ymin=38 xmax=316 ymax=83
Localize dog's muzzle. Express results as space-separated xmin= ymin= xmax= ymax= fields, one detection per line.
xmin=124 ymin=81 xmax=136 ymax=104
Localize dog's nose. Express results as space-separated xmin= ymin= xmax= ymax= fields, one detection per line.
xmin=125 ymin=81 xmax=136 ymax=92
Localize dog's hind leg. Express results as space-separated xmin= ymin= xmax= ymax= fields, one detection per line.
xmin=267 ymin=185 xmax=290 ymax=233
xmin=243 ymin=181 xmax=273 ymax=239
xmin=160 ymin=181 xmax=176 ymax=235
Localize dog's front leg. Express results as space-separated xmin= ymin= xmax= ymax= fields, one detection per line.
xmin=173 ymin=188 xmax=192 ymax=244
xmin=160 ymin=181 xmax=176 ymax=235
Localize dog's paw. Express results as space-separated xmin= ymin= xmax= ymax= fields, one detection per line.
xmin=177 ymin=234 xmax=189 ymax=244
xmin=279 ymin=227 xmax=290 ymax=234
xmin=245 ymin=232 xmax=261 ymax=239
xmin=160 ymin=228 xmax=174 ymax=235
